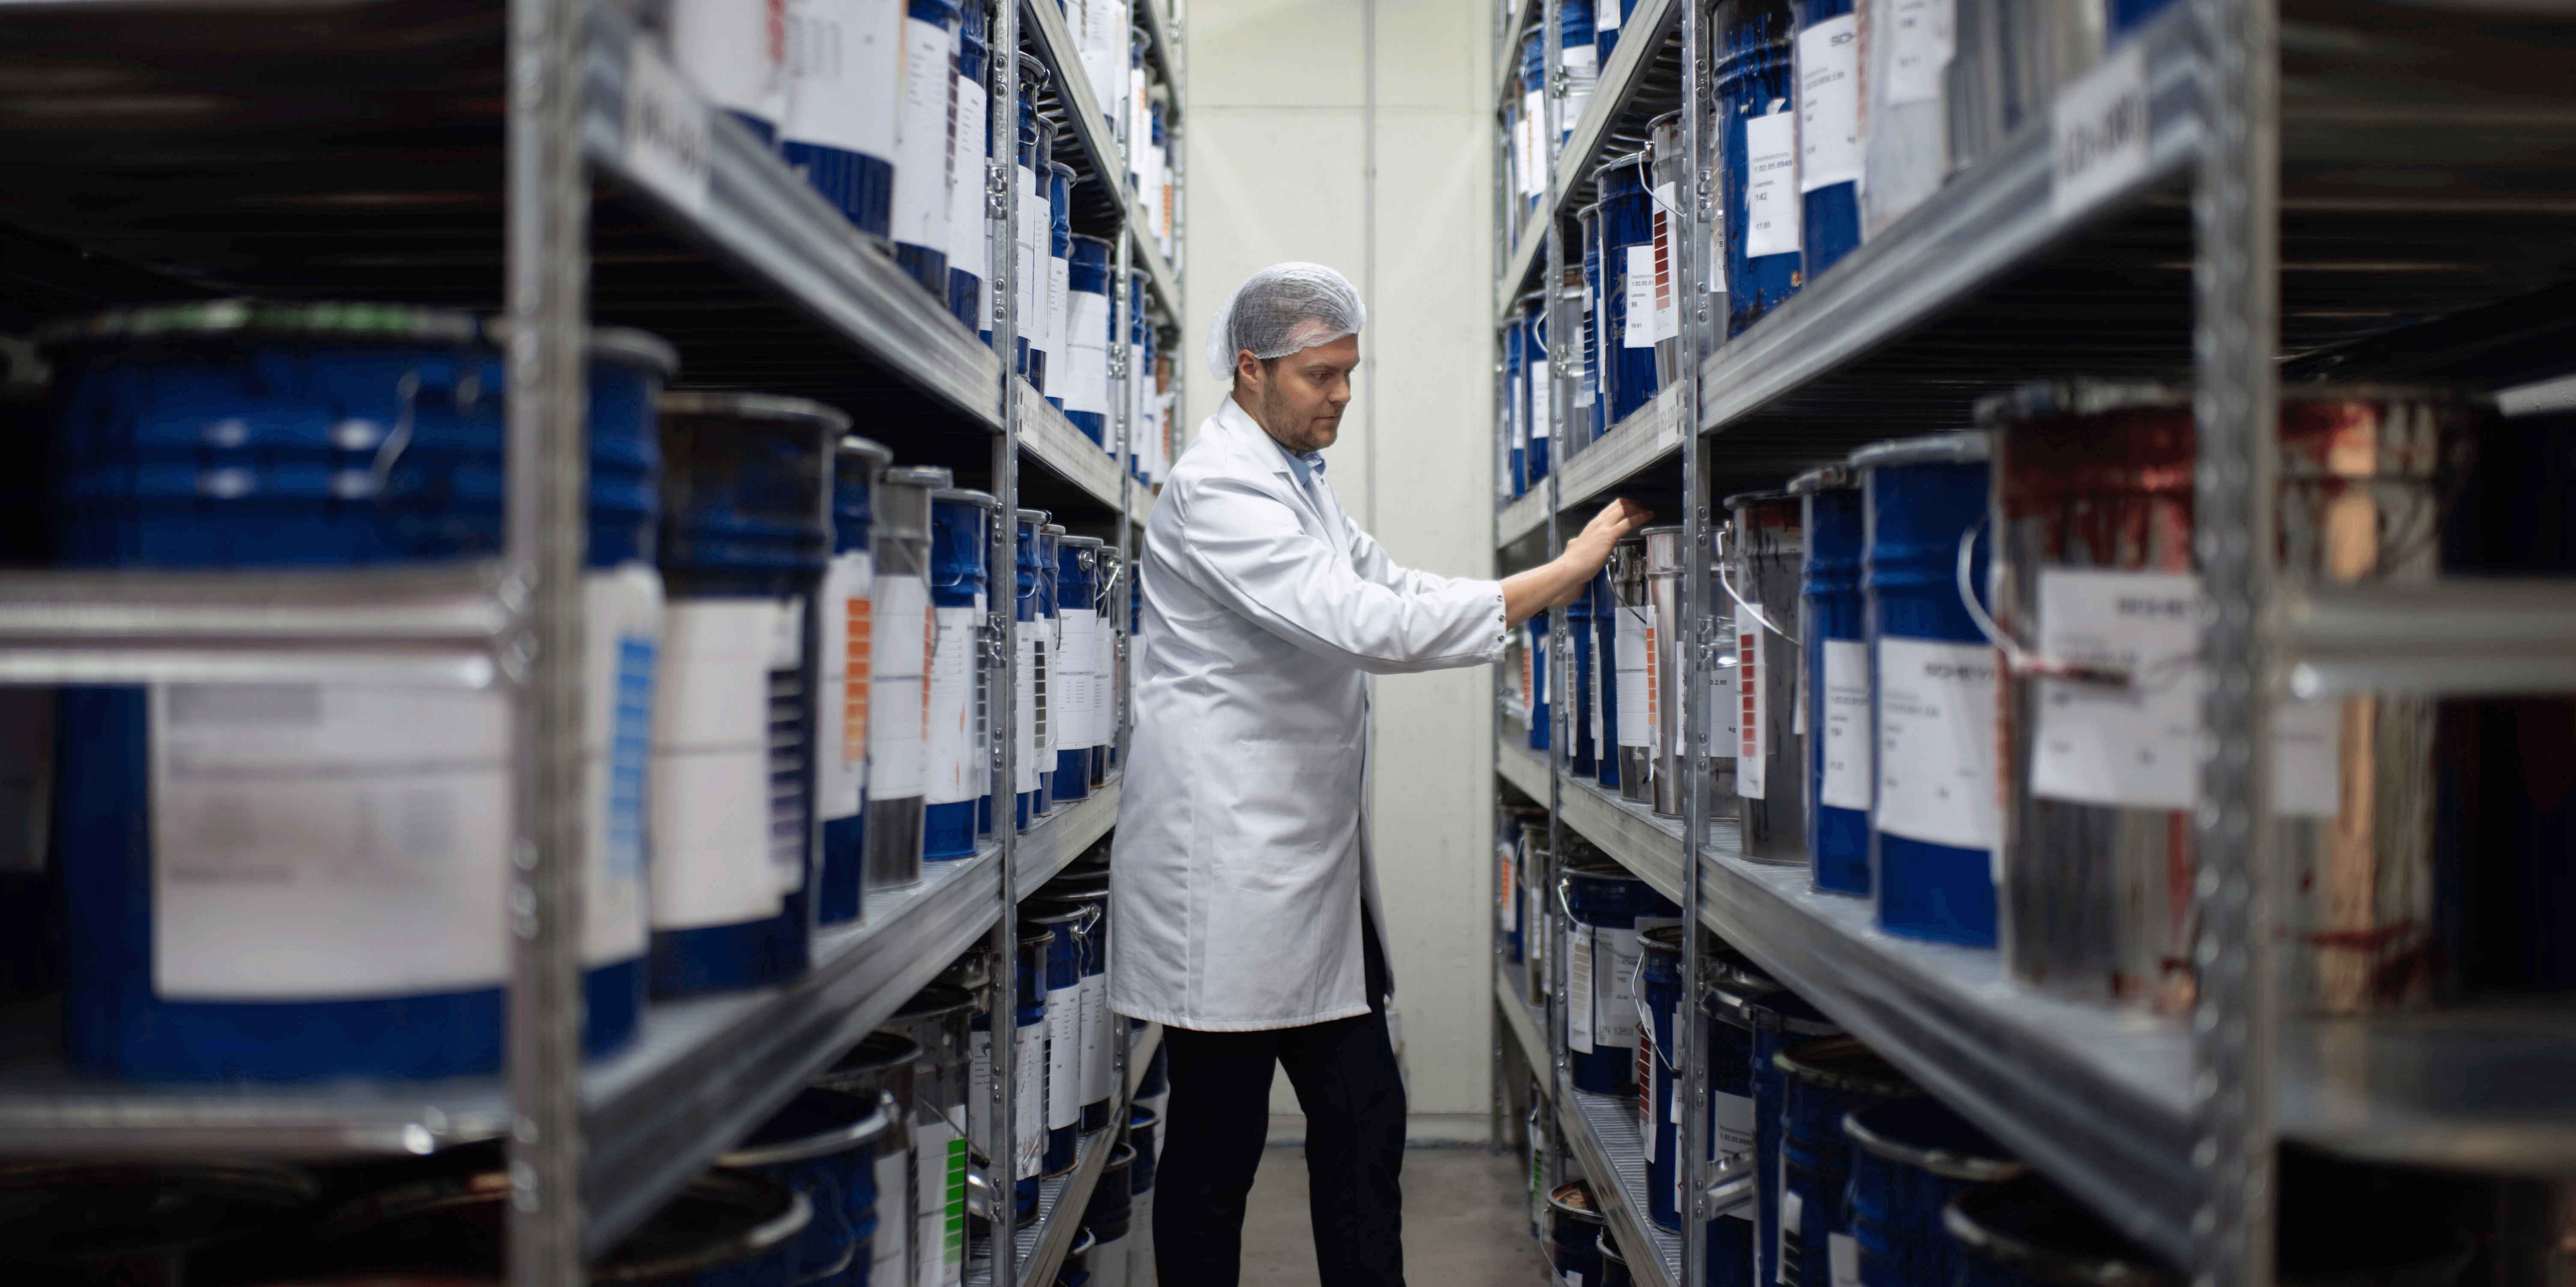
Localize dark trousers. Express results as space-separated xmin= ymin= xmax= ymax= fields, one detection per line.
xmin=1154 ymin=913 xmax=1406 ymax=1287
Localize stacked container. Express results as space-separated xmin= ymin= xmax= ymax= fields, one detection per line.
xmin=820 ymin=435 xmax=895 ymax=926
xmin=926 ymin=489 xmax=999 ymax=860
xmin=868 ymin=465 xmax=951 ymax=895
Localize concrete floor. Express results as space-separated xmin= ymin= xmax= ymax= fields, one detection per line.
xmin=1239 ymin=1144 xmax=1556 ymax=1286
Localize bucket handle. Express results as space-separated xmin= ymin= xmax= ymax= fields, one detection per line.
xmin=1953 ymin=517 xmax=2135 ymax=688
xmin=1715 ymin=524 xmax=1798 ymax=645
xmin=364 ymin=367 xmax=425 ymax=500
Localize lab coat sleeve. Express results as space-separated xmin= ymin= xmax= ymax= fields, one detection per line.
xmin=1173 ymin=474 xmax=1509 ymax=674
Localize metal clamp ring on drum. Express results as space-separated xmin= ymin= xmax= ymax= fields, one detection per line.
xmin=1954 ymin=516 xmax=2139 ymax=688
xmin=1714 ymin=524 xmax=1798 ymax=644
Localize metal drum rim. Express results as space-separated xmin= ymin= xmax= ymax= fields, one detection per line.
xmin=933 ymin=488 xmax=1004 ymax=510
xmin=1849 ymin=429 xmax=1993 ymax=470
xmin=1788 ymin=464 xmax=1855 ymax=495
xmin=838 ymin=435 xmax=894 ymax=468
xmin=1546 ymin=1180 xmax=1605 ymax=1224
xmin=891 ymin=983 xmax=979 ymax=1021
xmin=717 ymin=1092 xmax=896 ymax=1168
xmin=1940 ymin=1177 xmax=2180 ymax=1287
xmin=596 ymin=1174 xmax=812 ymax=1282
xmin=1774 ymin=1034 xmax=1917 ymax=1098
xmin=1058 ymin=534 xmax=1104 ymax=549
xmin=1841 ymin=1099 xmax=2026 ymax=1183
xmin=1723 ymin=488 xmax=1797 ymax=512
xmin=881 ymin=466 xmax=955 ymax=490
xmin=659 ymin=390 xmax=852 ymax=434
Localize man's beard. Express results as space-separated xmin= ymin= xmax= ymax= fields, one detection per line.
xmin=1259 ymin=380 xmax=1336 ymax=452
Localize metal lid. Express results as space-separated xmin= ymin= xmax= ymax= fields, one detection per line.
xmin=660 ymin=390 xmax=851 ymax=434
xmin=1546 ymin=1180 xmax=1603 ymax=1224
xmin=1041 ymin=523 xmax=1065 ymax=535
xmin=891 ymin=983 xmax=978 ymax=1021
xmin=1974 ymin=379 xmax=2188 ymax=427
xmin=1787 ymin=464 xmax=1854 ymax=495
xmin=838 ymin=435 xmax=893 ymax=467
xmin=1722 ymin=489 xmax=1795 ymax=512
xmin=1849 ymin=430 xmax=1992 ymax=470
xmin=881 ymin=465 xmax=954 ymax=490
xmin=1020 ymin=898 xmax=1091 ymax=927
xmin=934 ymin=488 xmax=1003 ymax=510
xmin=1016 ymin=507 xmax=1050 ymax=524
xmin=1593 ymin=149 xmax=1649 ymax=180
xmin=38 ymin=300 xmax=680 ymax=377
xmin=1048 ymin=159 xmax=1076 ymax=179
xmin=823 ymin=1031 xmax=925 ymax=1078
xmin=1636 ymin=523 xmax=1684 ymax=537
xmin=1842 ymin=1097 xmax=2025 ymax=1183
xmin=1060 ymin=534 xmax=1102 ymax=548
xmin=1943 ymin=1175 xmax=2182 ymax=1287
xmin=1746 ymin=989 xmax=1841 ymax=1037
xmin=1776 ymin=1034 xmax=1917 ymax=1098
xmin=718 ymin=1089 xmax=895 ymax=1168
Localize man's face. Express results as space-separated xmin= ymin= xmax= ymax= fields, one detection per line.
xmin=1235 ymin=333 xmax=1359 ymax=453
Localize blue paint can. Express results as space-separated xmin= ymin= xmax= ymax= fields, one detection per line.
xmin=1023 ymin=898 xmax=1095 ymax=1176
xmin=1547 ymin=1182 xmax=1605 ymax=1286
xmin=1701 ymin=964 xmax=1776 ymax=1287
xmin=1747 ymin=990 xmax=1841 ymax=1287
xmin=1041 ymin=868 xmax=1116 ymax=1131
xmin=721 ymin=1087 xmax=897 ymax=1287
xmin=1790 ymin=465 xmax=1869 ymax=898
xmin=41 ymin=302 xmax=672 ymax=1080
xmin=1559 ymin=855 xmax=1681 ymax=1097
xmin=1640 ymin=931 xmax=1773 ymax=1259
xmin=1518 ymin=31 xmax=1546 ymax=229
xmin=1083 ymin=1144 xmax=1136 ymax=1287
xmin=1035 ymin=524 xmax=1063 ymax=813
xmin=1066 ymin=236 xmax=1114 ymax=446
xmin=1595 ymin=0 xmax=1640 ymax=62
xmin=1008 ymin=926 xmax=1051 ymax=1215
xmin=1776 ymin=1036 xmax=1916 ymax=1287
xmin=1012 ymin=62 xmax=1046 ymax=387
xmin=1854 ymin=432 xmax=1999 ymax=948
xmin=866 ymin=465 xmax=949 ymax=900
xmin=1576 ymin=201 xmax=1606 ymax=450
xmin=1045 ymin=163 xmax=1075 ymax=412
xmin=1598 ymin=1229 xmax=1634 ymax=1287
xmin=1845 ymin=1096 xmax=2021 ymax=1287
xmin=811 ymin=1033 xmax=920 ymax=1287
xmin=1523 ymin=296 xmax=1551 ymax=486
xmin=952 ymin=0 xmax=992 ymax=335
xmin=1052 ymin=536 xmax=1103 ymax=802
xmin=1795 ymin=0 xmax=1863 ymax=279
xmin=1718 ymin=0 xmax=1801 ymax=337
xmin=1504 ymin=312 xmax=1527 ymax=498
xmin=1592 ymin=568 xmax=1623 ymax=788
xmin=780 ymin=0 xmax=900 ymax=240
xmin=1054 ymin=1225 xmax=1097 ymax=1286
xmin=892 ymin=0 xmax=963 ymax=302
xmin=1524 ymin=611 xmax=1551 ymax=751
xmin=1012 ymin=509 xmax=1048 ymax=829
xmin=1593 ymin=152 xmax=1660 ymax=427
xmin=1559 ymin=0 xmax=1598 ymax=136
xmin=1566 ymin=579 xmax=1598 ymax=778
xmin=819 ymin=436 xmax=892 ymax=927
xmin=650 ymin=392 xmax=841 ymax=998
xmin=925 ymin=489 xmax=997 ymax=860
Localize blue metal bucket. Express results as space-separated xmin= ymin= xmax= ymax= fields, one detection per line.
xmin=1052 ymin=537 xmax=1101 ymax=801
xmin=1592 ymin=569 xmax=1623 ymax=788
xmin=1044 ymin=163 xmax=1074 ymax=412
xmin=1560 ymin=857 xmax=1682 ymax=1096
xmin=781 ymin=0 xmax=898 ymax=241
xmin=1023 ymin=898 xmax=1094 ymax=1176
xmin=1639 ymin=926 xmax=1685 ymax=1230
xmin=1748 ymin=990 xmax=1841 ymax=1287
xmin=1547 ymin=1182 xmax=1605 ymax=1285
xmin=1012 ymin=510 xmax=1047 ymax=829
xmin=42 ymin=302 xmax=672 ymax=1081
xmin=1566 ymin=578 xmax=1598 ymax=778
xmin=820 ymin=436 xmax=892 ymax=927
xmin=1525 ymin=611 xmax=1551 ymax=752
xmin=650 ymin=392 xmax=841 ymax=998
xmin=1855 ymin=432 xmax=1999 ymax=948
xmin=1594 ymin=153 xmax=1660 ymax=428
xmin=1796 ymin=0 xmax=1863 ymax=278
xmin=1845 ymin=1096 xmax=2021 ymax=1287
xmin=953 ymin=0 xmax=992 ymax=336
xmin=1701 ymin=967 xmax=1774 ymax=1287
xmin=1718 ymin=0 xmax=1801 ymax=338
xmin=1595 ymin=0 xmax=1638 ymax=63
xmin=1053 ymin=1225 xmax=1097 ymax=1286
xmin=1042 ymin=870 xmax=1115 ymax=1130
xmin=1035 ymin=524 xmax=1062 ymax=813
xmin=1066 ymin=236 xmax=1113 ymax=446
xmin=722 ymin=1087 xmax=896 ymax=1287
xmin=892 ymin=0 xmax=963 ymax=301
xmin=1792 ymin=465 xmax=1869 ymax=898
xmin=1522 ymin=297 xmax=1551 ymax=486
xmin=925 ymin=489 xmax=997 ymax=860
xmin=1574 ymin=202 xmax=1605 ymax=452
xmin=1777 ymin=1036 xmax=1915 ymax=1287
xmin=1504 ymin=313 xmax=1527 ymax=498
xmin=865 ymin=466 xmax=950 ymax=900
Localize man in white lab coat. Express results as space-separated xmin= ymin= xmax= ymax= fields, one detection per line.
xmin=1108 ymin=262 xmax=1649 ymax=1285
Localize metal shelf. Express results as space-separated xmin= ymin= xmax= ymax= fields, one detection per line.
xmin=1135 ymin=0 xmax=1183 ymax=97
xmin=1129 ymin=197 xmax=1185 ymax=326
xmin=1019 ymin=379 xmax=1137 ymax=522
xmin=1496 ymin=0 xmax=1681 ymax=302
xmin=1022 ymin=0 xmax=1134 ymax=218
xmin=1494 ymin=0 xmax=1541 ymax=101
xmin=1011 ymin=774 xmax=1125 ymax=900
xmin=1554 ymin=385 xmax=1685 ymax=521
xmin=1495 ymin=961 xmax=1548 ymax=1085
xmin=1556 ymin=1072 xmax=1682 ymax=1287
xmin=971 ymin=1022 xmax=1164 ymax=1287
xmin=1496 ymin=485 xmax=1551 ymax=551
xmin=1497 ymin=730 xmax=1552 ymax=803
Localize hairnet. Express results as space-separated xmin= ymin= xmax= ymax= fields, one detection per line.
xmin=1203 ymin=262 xmax=1368 ymax=381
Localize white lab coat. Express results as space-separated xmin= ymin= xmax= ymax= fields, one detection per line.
xmin=1108 ymin=396 xmax=1509 ymax=1031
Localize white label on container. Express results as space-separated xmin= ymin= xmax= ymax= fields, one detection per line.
xmin=1015 ymin=633 xmax=1043 ymax=793
xmin=1886 ymin=0 xmax=1957 ymax=105
xmin=1745 ymin=110 xmax=1801 ymax=257
xmin=874 ymin=1146 xmax=911 ymax=1284
xmin=1797 ymin=15 xmax=1863 ymax=191
xmin=2030 ymin=569 xmax=2200 ymax=810
xmin=1828 ymin=1231 xmax=1860 ymax=1287
xmin=1778 ymin=1186 xmax=1804 ymax=1284
xmin=1715 ymin=1088 xmax=1756 ymax=1159
xmin=1873 ymin=636 xmax=2002 ymax=851
xmin=893 ymin=17 xmax=956 ymax=248
xmin=1499 ymin=848 xmax=1518 ymax=933
xmin=624 ymin=36 xmax=713 ymax=217
xmin=1068 ymin=292 xmax=1113 ymax=415
xmin=1738 ymin=609 xmax=1768 ymax=799
xmin=784 ymin=0 xmax=903 ymax=158
xmin=1016 ymin=165 xmax=1041 ymax=329
xmin=1014 ymin=1016 xmax=1046 ymax=1179
xmin=2051 ymin=42 xmax=2150 ymax=219
xmin=1058 ymin=609 xmax=1099 ymax=750
xmin=649 ymin=599 xmax=800 ymax=930
xmin=586 ymin=570 xmax=660 ymax=966
xmin=1081 ymin=970 xmax=1109 ymax=1103
xmin=1520 ymin=91 xmax=1547 ymax=195
xmin=1623 ymin=245 xmax=1657 ymax=348
xmin=1092 ymin=613 xmax=1112 ymax=749
xmin=1565 ymin=924 xmax=1595 ymax=1054
xmin=969 ymin=1026 xmax=993 ymax=1155
xmin=2273 ymin=699 xmax=2343 ymax=819
xmin=921 ymin=1120 xmax=966 ymax=1287
xmin=1651 ymin=182 xmax=1680 ymax=342
xmin=1616 ymin=606 xmax=1652 ymax=748
xmin=1048 ymin=255 xmax=1071 ymax=371
xmin=926 ymin=605 xmax=980 ymax=806
xmin=1589 ymin=634 xmax=1607 ymax=751
xmin=871 ymin=574 xmax=932 ymax=800
xmin=947 ymin=79 xmax=990 ymax=275
xmin=1529 ymin=360 xmax=1548 ymax=440
xmin=1048 ymin=983 xmax=1079 ymax=1129
xmin=1562 ymin=42 xmax=1598 ymax=78
xmin=1597 ymin=0 xmax=1619 ymax=30
xmin=1707 ymin=661 xmax=1740 ymax=756
xmin=765 ymin=599 xmax=809 ymax=894
xmin=820 ymin=550 xmax=874 ymax=822
xmin=1821 ymin=639 xmax=1872 ymax=810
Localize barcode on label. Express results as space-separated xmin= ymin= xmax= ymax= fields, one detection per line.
xmin=623 ymin=36 xmax=712 ymax=217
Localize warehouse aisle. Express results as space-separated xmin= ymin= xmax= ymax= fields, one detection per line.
xmin=1240 ymin=1144 xmax=1554 ymax=1285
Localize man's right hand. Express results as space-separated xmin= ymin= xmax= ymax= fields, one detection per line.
xmin=1501 ymin=498 xmax=1655 ymax=626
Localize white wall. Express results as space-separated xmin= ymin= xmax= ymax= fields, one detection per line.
xmin=1181 ymin=0 xmax=1499 ymax=1140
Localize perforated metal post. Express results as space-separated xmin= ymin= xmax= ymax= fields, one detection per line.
xmin=2191 ymin=0 xmax=2278 ymax=1283
xmin=503 ymin=0 xmax=589 ymax=1276
xmin=1674 ymin=1 xmax=1719 ymax=1281
xmin=988 ymin=0 xmax=1025 ymax=1278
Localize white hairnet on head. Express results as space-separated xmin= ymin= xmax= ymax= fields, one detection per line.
xmin=1203 ymin=262 xmax=1368 ymax=382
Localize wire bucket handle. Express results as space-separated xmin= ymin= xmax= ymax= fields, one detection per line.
xmin=1955 ymin=518 xmax=2200 ymax=692
xmin=1715 ymin=523 xmax=1798 ymax=644
xmin=1630 ymin=947 xmax=1679 ymax=1071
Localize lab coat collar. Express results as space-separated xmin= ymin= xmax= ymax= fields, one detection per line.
xmin=1213 ymin=397 xmax=1334 ymax=527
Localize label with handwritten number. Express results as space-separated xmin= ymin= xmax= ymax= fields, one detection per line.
xmin=1796 ymin=15 xmax=1862 ymax=191
xmin=2052 ymin=43 xmax=2150 ymax=218
xmin=1744 ymin=110 xmax=1801 ymax=257
xmin=1874 ymin=635 xmax=2002 ymax=850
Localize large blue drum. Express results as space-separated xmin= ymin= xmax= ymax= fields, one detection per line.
xmin=867 ymin=465 xmax=951 ymax=898
xmin=1565 ymin=579 xmax=1598 ymax=778
xmin=1592 ymin=567 xmax=1623 ymax=789
xmin=1792 ymin=465 xmax=1870 ymax=898
xmin=1845 ymin=1096 xmax=2021 ymax=1287
xmin=1035 ymin=524 xmax=1064 ymax=813
xmin=720 ymin=1087 xmax=895 ymax=1287
xmin=1594 ymin=153 xmax=1660 ymax=429
xmin=1718 ymin=0 xmax=1801 ymax=337
xmin=819 ymin=436 xmax=892 ymax=927
xmin=43 ymin=301 xmax=673 ymax=1081
xmin=1066 ymin=235 xmax=1114 ymax=446
xmin=1855 ymin=432 xmax=2000 ymax=948
xmin=1012 ymin=510 xmax=1049 ymax=829
xmin=1796 ymin=0 xmax=1863 ymax=278
xmin=1777 ymin=1036 xmax=1916 ymax=1287
xmin=1561 ymin=855 xmax=1682 ymax=1097
xmin=1748 ymin=990 xmax=1841 ymax=1287
xmin=925 ymin=489 xmax=998 ymax=860
xmin=1024 ymin=898 xmax=1095 ymax=1177
xmin=1547 ymin=1182 xmax=1605 ymax=1286
xmin=651 ymin=392 xmax=840 ymax=998
xmin=1042 ymin=867 xmax=1117 ymax=1132
xmin=1053 ymin=536 xmax=1103 ymax=801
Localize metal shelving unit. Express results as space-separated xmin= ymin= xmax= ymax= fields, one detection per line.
xmin=1557 ymin=1073 xmax=1682 ymax=1287
xmin=1494 ymin=0 xmax=2576 ymax=1282
xmin=0 ymin=0 xmax=1183 ymax=1278
xmin=1494 ymin=961 xmax=1547 ymax=1083
xmin=969 ymin=1022 xmax=1165 ymax=1287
